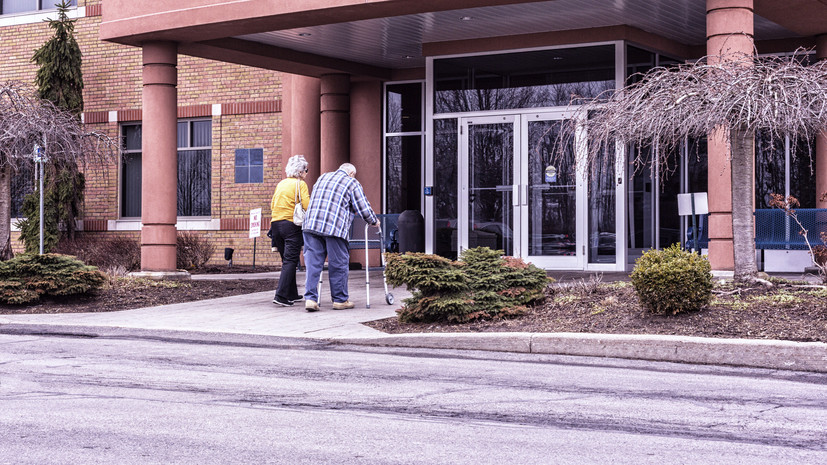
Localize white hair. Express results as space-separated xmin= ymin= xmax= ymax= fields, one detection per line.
xmin=285 ymin=154 xmax=308 ymax=178
xmin=339 ymin=163 xmax=356 ymax=176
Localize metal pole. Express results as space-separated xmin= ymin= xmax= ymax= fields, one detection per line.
xmin=690 ymin=194 xmax=698 ymax=254
xmin=39 ymin=159 xmax=44 ymax=254
xmin=252 ymin=237 xmax=256 ymax=270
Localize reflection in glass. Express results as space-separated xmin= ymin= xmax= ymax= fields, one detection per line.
xmin=628 ymin=144 xmax=655 ymax=255
xmin=177 ymin=150 xmax=211 ymax=216
xmin=386 ymin=83 xmax=422 ymax=133
xmin=435 ymin=45 xmax=615 ymax=113
xmin=468 ymin=123 xmax=513 ymax=256
xmin=528 ymin=120 xmax=575 ymax=256
xmin=659 ymin=145 xmax=682 ymax=249
xmin=588 ymin=142 xmax=616 ymax=262
xmin=10 ymin=161 xmax=34 ymax=218
xmin=756 ymin=131 xmax=815 ymax=208
xmin=385 ymin=136 xmax=421 ymax=213
xmin=434 ymin=119 xmax=458 ymax=259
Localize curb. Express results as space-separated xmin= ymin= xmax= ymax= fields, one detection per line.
xmin=334 ymin=332 xmax=827 ymax=373
xmin=3 ymin=322 xmax=825 ymax=373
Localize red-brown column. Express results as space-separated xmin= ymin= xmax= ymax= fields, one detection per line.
xmin=283 ymin=74 xmax=321 ymax=183
xmin=817 ymin=35 xmax=827 ymax=208
xmin=141 ymin=41 xmax=178 ymax=271
xmin=320 ymin=73 xmax=350 ymax=174
xmin=350 ymin=80 xmax=383 ymax=266
xmin=706 ymin=0 xmax=754 ymax=272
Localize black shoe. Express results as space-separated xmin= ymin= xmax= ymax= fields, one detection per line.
xmin=288 ymin=295 xmax=303 ymax=303
xmin=273 ymin=296 xmax=294 ymax=307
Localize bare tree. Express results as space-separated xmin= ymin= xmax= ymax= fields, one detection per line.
xmin=559 ymin=50 xmax=827 ymax=281
xmin=0 ymin=81 xmax=117 ymax=259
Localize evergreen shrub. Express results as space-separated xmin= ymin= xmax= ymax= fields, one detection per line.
xmin=384 ymin=247 xmax=551 ymax=323
xmin=0 ymin=253 xmax=106 ymax=304
xmin=630 ymin=244 xmax=713 ymax=315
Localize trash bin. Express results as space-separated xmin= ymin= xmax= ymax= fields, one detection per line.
xmin=397 ymin=209 xmax=424 ymax=254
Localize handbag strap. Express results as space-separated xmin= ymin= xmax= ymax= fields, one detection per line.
xmin=294 ymin=178 xmax=301 ymax=205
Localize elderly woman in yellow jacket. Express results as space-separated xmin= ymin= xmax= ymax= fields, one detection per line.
xmin=269 ymin=154 xmax=310 ymax=306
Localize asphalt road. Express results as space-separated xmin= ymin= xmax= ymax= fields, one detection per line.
xmin=0 ymin=333 xmax=825 ymax=464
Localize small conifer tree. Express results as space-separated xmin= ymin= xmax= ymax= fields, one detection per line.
xmin=21 ymin=1 xmax=86 ymax=252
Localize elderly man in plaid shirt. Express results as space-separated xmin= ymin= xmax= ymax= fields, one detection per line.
xmin=302 ymin=163 xmax=379 ymax=312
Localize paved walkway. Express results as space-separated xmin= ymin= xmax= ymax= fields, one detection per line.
xmin=1 ymin=270 xmax=825 ymax=373
xmin=0 ymin=270 xmax=406 ymax=339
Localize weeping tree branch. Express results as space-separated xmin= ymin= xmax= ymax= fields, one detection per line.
xmin=0 ymin=81 xmax=118 ymax=259
xmin=554 ymin=49 xmax=827 ymax=281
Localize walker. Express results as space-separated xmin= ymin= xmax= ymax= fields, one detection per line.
xmin=365 ymin=223 xmax=394 ymax=309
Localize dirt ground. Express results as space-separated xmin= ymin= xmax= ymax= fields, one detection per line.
xmin=365 ymin=277 xmax=827 ymax=343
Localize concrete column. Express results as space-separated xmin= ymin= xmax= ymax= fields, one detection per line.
xmin=350 ymin=80 xmax=384 ymax=267
xmin=320 ymin=73 xmax=350 ymax=174
xmin=817 ymin=35 xmax=827 ymax=208
xmin=706 ymin=0 xmax=754 ymax=272
xmin=283 ymin=74 xmax=321 ymax=183
xmin=140 ymin=41 xmax=178 ymax=272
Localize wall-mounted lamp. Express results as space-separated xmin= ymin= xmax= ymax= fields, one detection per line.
xmin=224 ymin=247 xmax=234 ymax=267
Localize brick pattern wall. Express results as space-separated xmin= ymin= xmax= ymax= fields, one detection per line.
xmin=4 ymin=1 xmax=289 ymax=266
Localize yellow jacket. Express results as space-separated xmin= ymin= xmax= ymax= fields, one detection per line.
xmin=270 ymin=177 xmax=310 ymax=222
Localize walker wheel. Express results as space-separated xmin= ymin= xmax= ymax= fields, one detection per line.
xmin=385 ymin=293 xmax=394 ymax=305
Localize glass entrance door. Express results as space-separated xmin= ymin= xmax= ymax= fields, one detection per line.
xmin=459 ymin=112 xmax=589 ymax=268
xmin=459 ymin=115 xmax=517 ymax=256
xmin=521 ymin=112 xmax=583 ymax=269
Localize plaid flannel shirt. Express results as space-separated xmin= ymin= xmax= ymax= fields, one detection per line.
xmin=302 ymin=168 xmax=378 ymax=240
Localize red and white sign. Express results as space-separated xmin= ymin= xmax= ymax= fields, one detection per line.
xmin=249 ymin=208 xmax=262 ymax=238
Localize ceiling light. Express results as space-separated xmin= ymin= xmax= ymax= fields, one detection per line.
xmin=460 ymin=16 xmax=473 ymax=21
xmin=298 ymin=32 xmax=311 ymax=37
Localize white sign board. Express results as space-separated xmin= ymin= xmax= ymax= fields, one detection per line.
xmin=677 ymin=192 xmax=709 ymax=216
xmin=249 ymin=208 xmax=262 ymax=239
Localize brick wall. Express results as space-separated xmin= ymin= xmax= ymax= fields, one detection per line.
xmin=4 ymin=1 xmax=289 ymax=266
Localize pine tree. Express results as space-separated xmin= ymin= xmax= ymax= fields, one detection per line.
xmin=22 ymin=1 xmax=85 ymax=252
xmin=32 ymin=1 xmax=83 ymax=116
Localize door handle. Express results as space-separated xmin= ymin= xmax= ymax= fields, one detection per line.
xmin=522 ymin=184 xmax=528 ymax=206
xmin=512 ymin=185 xmax=519 ymax=206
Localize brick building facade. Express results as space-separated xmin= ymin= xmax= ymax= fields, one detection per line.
xmin=4 ymin=0 xmax=287 ymax=266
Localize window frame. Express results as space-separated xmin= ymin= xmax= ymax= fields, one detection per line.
xmin=0 ymin=0 xmax=76 ymax=16
xmin=119 ymin=118 xmax=213 ymax=219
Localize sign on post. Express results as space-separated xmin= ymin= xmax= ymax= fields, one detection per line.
xmin=249 ymin=208 xmax=262 ymax=239
xmin=677 ymin=192 xmax=708 ymax=254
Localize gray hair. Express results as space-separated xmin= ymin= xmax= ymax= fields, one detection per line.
xmin=286 ymin=154 xmax=308 ymax=178
xmin=339 ymin=162 xmax=356 ymax=176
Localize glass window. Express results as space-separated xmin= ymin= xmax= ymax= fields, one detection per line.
xmin=384 ymin=82 xmax=423 ymax=215
xmin=2 ymin=0 xmax=76 ymax=15
xmin=434 ymin=45 xmax=616 ymax=113
xmin=386 ymin=83 xmax=422 ymax=133
xmin=121 ymin=119 xmax=212 ymax=218
xmin=433 ymin=118 xmax=458 ymax=259
xmin=234 ymin=148 xmax=264 ymax=184
xmin=121 ymin=124 xmax=142 ymax=218
xmin=755 ymin=132 xmax=815 ymax=209
xmin=10 ymin=161 xmax=34 ymax=218
xmin=178 ymin=149 xmax=211 ymax=216
xmin=177 ymin=120 xmax=212 ymax=216
xmin=385 ymin=136 xmax=421 ymax=213
xmin=626 ymin=45 xmax=655 ymax=84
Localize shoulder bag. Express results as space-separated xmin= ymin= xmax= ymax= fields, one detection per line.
xmin=292 ymin=179 xmax=306 ymax=226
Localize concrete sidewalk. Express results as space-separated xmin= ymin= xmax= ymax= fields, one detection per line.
xmin=0 ymin=270 xmax=825 ymax=373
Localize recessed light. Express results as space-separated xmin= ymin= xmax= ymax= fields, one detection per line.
xmin=460 ymin=16 xmax=473 ymax=21
xmin=404 ymin=55 xmax=415 ymax=59
xmin=298 ymin=32 xmax=311 ymax=37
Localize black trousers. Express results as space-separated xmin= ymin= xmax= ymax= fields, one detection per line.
xmin=270 ymin=220 xmax=303 ymax=301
